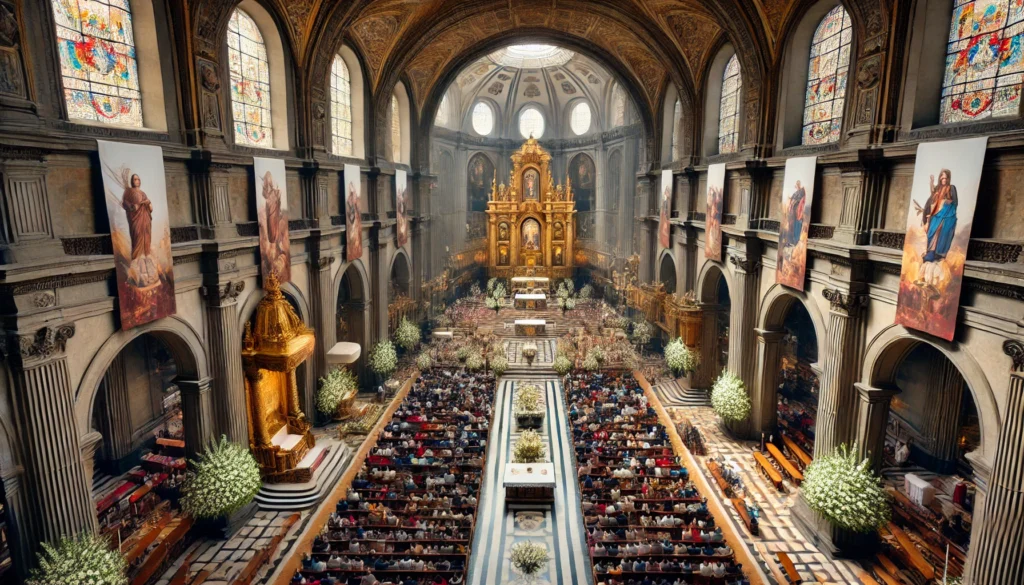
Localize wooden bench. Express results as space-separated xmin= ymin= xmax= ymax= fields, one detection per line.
xmin=854 ymin=569 xmax=882 ymax=585
xmin=782 ymin=434 xmax=812 ymax=469
xmin=767 ymin=444 xmax=804 ymax=484
xmin=753 ymin=451 xmax=783 ymax=490
xmin=870 ymin=563 xmax=902 ymax=585
xmin=707 ymin=460 xmax=732 ymax=496
xmin=888 ymin=522 xmax=936 ymax=580
xmin=731 ymin=497 xmax=758 ymax=536
xmin=776 ymin=551 xmax=801 ymax=584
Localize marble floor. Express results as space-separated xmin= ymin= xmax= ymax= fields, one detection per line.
xmin=470 ymin=377 xmax=593 ymax=585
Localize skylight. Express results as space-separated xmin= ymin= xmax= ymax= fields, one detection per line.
xmin=489 ymin=44 xmax=574 ymax=69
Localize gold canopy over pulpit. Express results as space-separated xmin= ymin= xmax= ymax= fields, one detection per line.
xmin=486 ymin=137 xmax=575 ymax=280
xmin=242 ymin=274 xmax=316 ymax=483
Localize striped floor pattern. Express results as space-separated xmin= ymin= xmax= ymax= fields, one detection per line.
xmin=469 ymin=377 xmax=593 ymax=585
xmin=654 ymin=378 xmax=711 ymax=407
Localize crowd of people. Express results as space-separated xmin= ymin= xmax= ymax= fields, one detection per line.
xmin=291 ymin=370 xmax=494 ymax=585
xmin=567 ymin=371 xmax=749 ymax=585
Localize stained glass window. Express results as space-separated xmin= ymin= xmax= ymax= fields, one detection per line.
xmin=435 ymin=94 xmax=450 ymax=126
xmin=330 ymin=55 xmax=352 ymax=156
xmin=472 ymin=101 xmax=494 ymax=135
xmin=611 ymin=84 xmax=626 ymax=127
xmin=670 ymin=99 xmax=682 ymax=160
xmin=52 ymin=0 xmax=143 ymax=127
xmin=391 ymin=95 xmax=401 ymax=162
xmin=802 ymin=5 xmax=852 ymax=145
xmin=719 ymin=55 xmax=742 ymax=153
xmin=941 ymin=0 xmax=1024 ymax=124
xmin=519 ymin=107 xmax=545 ymax=138
xmin=227 ymin=8 xmax=273 ymax=148
xmin=571 ymin=102 xmax=592 ymax=135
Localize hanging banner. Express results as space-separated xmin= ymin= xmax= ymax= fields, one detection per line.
xmin=344 ymin=164 xmax=363 ymax=262
xmin=776 ymin=156 xmax=817 ymax=291
xmin=253 ymin=157 xmax=291 ymax=282
xmin=658 ymin=169 xmax=672 ymax=249
xmin=896 ymin=137 xmax=987 ymax=341
xmin=705 ymin=163 xmax=726 ymax=262
xmin=98 ymin=140 xmax=176 ymax=329
xmin=396 ymin=169 xmax=409 ymax=248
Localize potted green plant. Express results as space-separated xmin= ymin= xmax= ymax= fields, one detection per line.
xmin=29 ymin=532 xmax=128 ymax=585
xmin=180 ymin=436 xmax=262 ymax=538
xmin=465 ymin=352 xmax=484 ymax=371
xmin=416 ymin=352 xmax=432 ymax=370
xmin=710 ymin=370 xmax=751 ymax=424
xmin=316 ymin=366 xmax=358 ymax=419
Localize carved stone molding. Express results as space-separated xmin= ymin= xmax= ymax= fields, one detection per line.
xmin=31 ymin=291 xmax=55 ymax=308
xmin=1005 ymin=339 xmax=1024 ymax=372
xmin=289 ymin=219 xmax=315 ymax=231
xmin=201 ymin=281 xmax=245 ymax=304
xmin=316 ymin=256 xmax=336 ymax=270
xmin=0 ymin=271 xmax=111 ymax=295
xmin=200 ymin=62 xmax=219 ymax=91
xmin=0 ymin=324 xmax=76 ymax=366
xmin=170 ymin=225 xmax=200 ymax=244
xmin=966 ymin=279 xmax=1024 ymax=301
xmin=728 ymin=254 xmax=760 ymax=273
xmin=61 ymin=235 xmax=112 ymax=256
xmin=822 ymin=288 xmax=869 ymax=317
xmin=759 ymin=219 xmax=780 ymax=233
xmin=871 ymin=229 xmax=905 ymax=250
xmin=808 ymin=224 xmax=835 ymax=239
xmin=967 ymin=240 xmax=1022 ymax=264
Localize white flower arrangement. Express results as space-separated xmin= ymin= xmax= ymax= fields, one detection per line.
xmin=456 ymin=345 xmax=471 ymax=362
xmin=802 ymin=443 xmax=891 ymax=533
xmin=465 ymin=352 xmax=484 ymax=371
xmin=485 ymin=296 xmax=500 ymax=311
xmin=664 ymin=338 xmax=700 ymax=377
xmin=553 ymin=354 xmax=573 ymax=376
xmin=631 ymin=320 xmax=653 ymax=347
xmin=470 ymin=282 xmax=482 ymax=297
xmin=512 ymin=430 xmax=547 ymax=463
xmin=579 ymin=284 xmax=593 ymax=299
xmin=29 ymin=532 xmax=127 ymax=585
xmin=491 ymin=354 xmax=509 ymax=377
xmin=180 ymin=436 xmax=261 ymax=520
xmin=369 ymin=340 xmax=398 ymax=379
xmin=588 ymin=346 xmax=605 ymax=364
xmin=510 ymin=540 xmax=550 ymax=577
xmin=710 ymin=371 xmax=751 ymax=423
xmin=416 ymin=352 xmax=432 ymax=370
xmin=583 ymin=353 xmax=600 ymax=371
xmin=514 ymin=384 xmax=544 ymax=414
xmin=394 ymin=317 xmax=421 ymax=352
xmin=316 ymin=367 xmax=358 ymax=416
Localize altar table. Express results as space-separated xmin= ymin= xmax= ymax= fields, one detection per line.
xmin=514 ymin=319 xmax=546 ymax=336
xmin=504 ymin=462 xmax=555 ymax=504
xmin=514 ymin=293 xmax=547 ymax=310
xmin=511 ymin=276 xmax=550 ymax=293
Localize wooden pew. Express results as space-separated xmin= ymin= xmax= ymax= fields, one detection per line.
xmin=753 ymin=452 xmax=783 ymax=490
xmin=855 ymin=569 xmax=882 ymax=585
xmin=767 ymin=444 xmax=804 ymax=484
xmin=870 ymin=563 xmax=902 ymax=585
xmin=231 ymin=513 xmax=300 ymax=585
xmin=731 ymin=497 xmax=758 ymax=536
xmin=707 ymin=459 xmax=732 ymax=496
xmin=888 ymin=522 xmax=936 ymax=580
xmin=776 ymin=551 xmax=801 ymax=584
xmin=782 ymin=434 xmax=812 ymax=469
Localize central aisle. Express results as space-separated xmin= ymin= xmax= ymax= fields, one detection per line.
xmin=470 ymin=376 xmax=593 ymax=585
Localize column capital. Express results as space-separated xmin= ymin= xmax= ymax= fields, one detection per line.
xmin=0 ymin=324 xmax=75 ymax=367
xmin=79 ymin=429 xmax=103 ymax=458
xmin=201 ymin=280 xmax=245 ymax=306
xmin=1004 ymin=339 xmax=1024 ymax=372
xmin=754 ymin=328 xmax=786 ymax=342
xmin=177 ymin=377 xmax=213 ymax=395
xmin=728 ymin=254 xmax=760 ymax=274
xmin=855 ymin=382 xmax=899 ymax=404
xmin=823 ymin=288 xmax=869 ymax=317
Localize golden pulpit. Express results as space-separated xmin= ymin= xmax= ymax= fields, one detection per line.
xmin=242 ymin=274 xmax=316 ymax=483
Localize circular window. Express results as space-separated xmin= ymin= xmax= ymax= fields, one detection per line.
xmin=519 ymin=107 xmax=545 ymax=139
xmin=471 ymin=102 xmax=494 ymax=135
xmin=570 ymin=102 xmax=592 ymax=135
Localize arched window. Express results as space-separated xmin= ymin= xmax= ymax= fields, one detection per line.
xmin=519 ymin=107 xmax=545 ymax=138
xmin=53 ymin=0 xmax=143 ymax=127
xmin=611 ymin=84 xmax=627 ymax=127
xmin=718 ymin=55 xmax=742 ymax=153
xmin=435 ymin=94 xmax=450 ymax=127
xmin=941 ymin=2 xmax=1024 ymax=124
xmin=227 ymin=8 xmax=273 ymax=148
xmin=571 ymin=102 xmax=592 ymax=135
xmin=801 ymin=5 xmax=852 ymax=145
xmin=331 ymin=55 xmax=353 ymax=156
xmin=471 ymin=101 xmax=494 ymax=135
xmin=391 ymin=95 xmax=401 ymax=162
xmin=670 ymin=99 xmax=682 ymax=160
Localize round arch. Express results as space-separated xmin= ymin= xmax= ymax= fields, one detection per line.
xmin=862 ymin=324 xmax=1000 ymax=467
xmin=757 ymin=283 xmax=827 ymax=363
xmin=696 ymin=260 xmax=733 ymax=304
xmin=332 ymin=258 xmax=372 ymax=307
xmin=389 ymin=248 xmax=413 ymax=298
xmin=236 ymin=280 xmax=312 ymax=331
xmin=657 ymin=249 xmax=678 ymax=294
xmin=74 ymin=317 xmax=208 ymax=437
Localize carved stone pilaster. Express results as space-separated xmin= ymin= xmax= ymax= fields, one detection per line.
xmin=97 ymin=353 xmax=134 ymax=466
xmin=308 ymin=239 xmax=337 ymax=419
xmin=0 ymin=159 xmax=64 ymax=264
xmin=726 ymin=252 xmax=761 ymax=438
xmin=201 ymin=281 xmax=248 ymax=444
xmin=834 ymin=151 xmax=886 ymax=245
xmin=177 ymin=378 xmax=214 ymax=459
xmin=300 ymin=164 xmax=331 ymax=226
xmin=816 ymin=288 xmax=868 ymax=459
xmin=752 ymin=329 xmax=785 ymax=436
xmin=187 ymin=155 xmax=234 ymax=239
xmin=853 ymin=383 xmax=899 ymax=470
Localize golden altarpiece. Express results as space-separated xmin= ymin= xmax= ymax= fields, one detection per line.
xmin=242 ymin=274 xmax=317 ymax=483
xmin=486 ymin=138 xmax=576 ymax=280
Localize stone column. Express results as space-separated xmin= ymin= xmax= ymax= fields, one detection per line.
xmin=1 ymin=469 xmax=32 ymax=582
xmin=79 ymin=430 xmax=103 ymax=488
xmin=308 ymin=237 xmax=337 ymax=419
xmin=834 ymin=152 xmax=886 ymax=246
xmin=202 ymin=280 xmax=248 ymax=444
xmin=695 ymin=303 xmax=720 ymax=389
xmin=751 ymin=329 xmax=785 ymax=437
xmin=961 ymin=451 xmax=991 ymax=583
xmin=920 ymin=358 xmax=965 ymax=472
xmin=815 ymin=288 xmax=868 ymax=459
xmin=3 ymin=324 xmax=97 ymax=550
xmin=963 ymin=341 xmax=1024 ymax=585
xmin=300 ymin=165 xmax=331 ymax=228
xmin=853 ymin=383 xmax=899 ymax=471
xmin=726 ymin=253 xmax=760 ymax=438
xmin=97 ymin=353 xmax=134 ymax=466
xmin=177 ymin=378 xmax=215 ymax=459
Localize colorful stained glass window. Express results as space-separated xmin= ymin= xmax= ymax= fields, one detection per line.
xmin=227 ymin=8 xmax=273 ymax=148
xmin=670 ymin=99 xmax=682 ymax=160
xmin=571 ymin=102 xmax=592 ymax=135
xmin=611 ymin=84 xmax=626 ymax=127
xmin=802 ymin=5 xmax=852 ymax=145
xmin=330 ymin=55 xmax=352 ymax=156
xmin=391 ymin=95 xmax=401 ymax=162
xmin=941 ymin=0 xmax=1024 ymax=124
xmin=52 ymin=0 xmax=143 ymax=127
xmin=719 ymin=54 xmax=742 ymax=153
xmin=435 ymin=94 xmax=450 ymax=126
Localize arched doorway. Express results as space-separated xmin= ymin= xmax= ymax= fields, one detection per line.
xmin=774 ymin=301 xmax=819 ymax=455
xmin=390 ymin=251 xmax=411 ymax=299
xmin=658 ymin=253 xmax=677 ymax=294
xmin=697 ymin=265 xmax=731 ymax=387
xmin=338 ymin=262 xmax=369 ymax=376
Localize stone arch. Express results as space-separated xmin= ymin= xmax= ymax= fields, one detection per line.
xmin=862 ymin=324 xmax=1000 ymax=468
xmin=74 ymin=317 xmax=208 ymax=440
xmin=696 ymin=260 xmax=733 ymax=304
xmin=333 ymin=258 xmax=372 ymax=308
xmin=236 ymin=280 xmax=311 ymax=331
xmin=336 ymin=260 xmax=372 ymax=379
xmin=389 ymin=248 xmax=413 ymax=298
xmin=657 ymin=249 xmax=678 ymax=295
xmin=329 ymin=44 xmax=368 ymax=158
xmin=701 ymin=43 xmax=741 ymax=158
xmin=694 ymin=261 xmax=733 ymax=387
xmin=757 ymin=283 xmax=827 ymax=362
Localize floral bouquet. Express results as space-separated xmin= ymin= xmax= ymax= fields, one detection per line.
xmin=802 ymin=443 xmax=891 ymax=533
xmin=510 ymin=540 xmax=550 ymax=578
xmin=710 ymin=370 xmax=751 ymax=423
xmin=316 ymin=367 xmax=358 ymax=416
xmin=29 ymin=532 xmax=128 ymax=585
xmin=370 ymin=340 xmax=398 ymax=379
xmin=512 ymin=430 xmax=547 ymax=464
xmin=394 ymin=317 xmax=421 ymax=351
xmin=180 ymin=436 xmax=261 ymax=520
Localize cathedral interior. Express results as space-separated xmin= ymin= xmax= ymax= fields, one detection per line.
xmin=0 ymin=0 xmax=1022 ymax=584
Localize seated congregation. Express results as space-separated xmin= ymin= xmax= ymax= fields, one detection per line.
xmin=568 ymin=371 xmax=747 ymax=585
xmin=291 ymin=370 xmax=495 ymax=585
